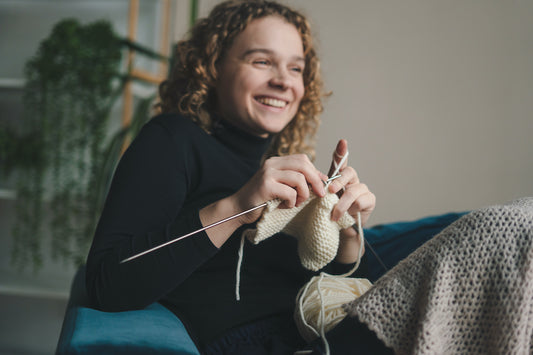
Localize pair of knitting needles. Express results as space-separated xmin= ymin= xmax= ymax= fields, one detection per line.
xmin=120 ymin=174 xmax=343 ymax=264
xmin=121 ymin=159 xmax=389 ymax=272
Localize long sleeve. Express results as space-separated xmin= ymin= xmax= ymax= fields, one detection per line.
xmin=86 ymin=118 xmax=218 ymax=312
xmin=84 ymin=113 xmax=365 ymax=345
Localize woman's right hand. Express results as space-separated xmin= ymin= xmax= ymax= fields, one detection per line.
xmin=231 ymin=154 xmax=328 ymax=225
xmin=200 ymin=154 xmax=327 ymax=247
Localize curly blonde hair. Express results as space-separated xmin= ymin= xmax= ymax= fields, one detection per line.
xmin=158 ymin=0 xmax=325 ymax=159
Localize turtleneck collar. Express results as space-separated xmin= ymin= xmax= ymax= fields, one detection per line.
xmin=211 ymin=118 xmax=272 ymax=162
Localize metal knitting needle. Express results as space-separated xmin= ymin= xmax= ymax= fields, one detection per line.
xmin=120 ymin=174 xmax=343 ymax=264
xmin=324 ymin=174 xmax=341 ymax=186
xmin=363 ymin=239 xmax=389 ymax=272
xmin=120 ymin=203 xmax=266 ymax=264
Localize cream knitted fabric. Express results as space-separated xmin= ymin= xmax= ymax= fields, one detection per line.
xmin=243 ymin=192 xmax=355 ymax=271
xmin=344 ymin=198 xmax=533 ymax=354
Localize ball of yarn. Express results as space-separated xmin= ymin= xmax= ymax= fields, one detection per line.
xmin=294 ymin=212 xmax=372 ymax=355
xmin=294 ymin=273 xmax=373 ymax=343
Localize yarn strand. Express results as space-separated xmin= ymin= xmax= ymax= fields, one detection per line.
xmin=294 ymin=215 xmax=370 ymax=354
xmin=294 ymin=151 xmax=373 ymax=355
xmin=235 ymin=234 xmax=245 ymax=301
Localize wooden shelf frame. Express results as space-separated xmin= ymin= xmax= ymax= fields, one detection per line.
xmin=122 ymin=0 xmax=171 ymax=129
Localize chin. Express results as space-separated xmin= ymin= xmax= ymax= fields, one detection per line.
xmin=261 ymin=125 xmax=288 ymax=136
xmin=258 ymin=119 xmax=294 ymax=135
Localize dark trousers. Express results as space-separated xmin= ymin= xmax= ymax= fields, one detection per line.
xmin=203 ymin=314 xmax=394 ymax=355
xmin=308 ymin=316 xmax=394 ymax=355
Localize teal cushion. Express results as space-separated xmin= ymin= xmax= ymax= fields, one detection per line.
xmin=56 ymin=302 xmax=200 ymax=355
xmin=364 ymin=212 xmax=466 ymax=281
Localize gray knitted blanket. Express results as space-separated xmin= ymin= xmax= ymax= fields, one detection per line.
xmin=345 ymin=198 xmax=533 ymax=354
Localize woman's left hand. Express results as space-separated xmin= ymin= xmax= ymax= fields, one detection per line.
xmin=327 ymin=139 xmax=376 ymax=226
xmin=326 ymin=139 xmax=376 ymax=263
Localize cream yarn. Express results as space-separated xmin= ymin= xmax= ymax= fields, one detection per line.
xmin=243 ymin=192 xmax=356 ymax=271
xmin=295 ymin=274 xmax=372 ymax=341
xmin=243 ymin=151 xmax=353 ymax=271
xmin=237 ymin=151 xmax=372 ymax=355
xmin=241 ymin=190 xmax=372 ymax=355
xmin=294 ymin=213 xmax=372 ymax=355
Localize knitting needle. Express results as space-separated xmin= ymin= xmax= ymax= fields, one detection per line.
xmin=324 ymin=174 xmax=341 ymax=186
xmin=330 ymin=151 xmax=388 ymax=271
xmin=120 ymin=174 xmax=344 ymax=264
xmin=363 ymin=239 xmax=389 ymax=272
xmin=120 ymin=203 xmax=267 ymax=264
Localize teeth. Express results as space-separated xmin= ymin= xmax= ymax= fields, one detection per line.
xmin=257 ymin=97 xmax=287 ymax=108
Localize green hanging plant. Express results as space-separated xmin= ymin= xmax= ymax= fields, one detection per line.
xmin=10 ymin=19 xmax=123 ymax=270
xmin=3 ymin=1 xmax=197 ymax=271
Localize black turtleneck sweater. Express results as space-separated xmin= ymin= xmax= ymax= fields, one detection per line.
xmin=86 ymin=113 xmax=365 ymax=348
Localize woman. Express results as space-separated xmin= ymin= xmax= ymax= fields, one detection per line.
xmin=86 ymin=0 xmax=382 ymax=353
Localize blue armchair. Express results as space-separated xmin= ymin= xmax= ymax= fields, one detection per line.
xmin=56 ymin=212 xmax=465 ymax=354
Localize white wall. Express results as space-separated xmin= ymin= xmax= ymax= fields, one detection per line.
xmin=199 ymin=0 xmax=533 ymax=225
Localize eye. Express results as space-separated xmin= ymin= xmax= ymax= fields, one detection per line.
xmin=253 ymin=59 xmax=270 ymax=67
xmin=290 ymin=65 xmax=304 ymax=74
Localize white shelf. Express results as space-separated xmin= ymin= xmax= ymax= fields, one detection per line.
xmin=0 ymin=284 xmax=69 ymax=300
xmin=0 ymin=78 xmax=24 ymax=89
xmin=0 ymin=189 xmax=16 ymax=200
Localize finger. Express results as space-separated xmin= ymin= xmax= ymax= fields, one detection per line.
xmin=347 ymin=189 xmax=376 ymax=216
xmin=275 ymin=183 xmax=299 ymax=209
xmin=271 ymin=155 xmax=327 ymax=197
xmin=348 ymin=191 xmax=376 ymax=227
xmin=273 ymin=170 xmax=310 ymax=206
xmin=330 ymin=183 xmax=369 ymax=221
xmin=328 ymin=166 xmax=359 ymax=194
xmin=328 ymin=139 xmax=349 ymax=177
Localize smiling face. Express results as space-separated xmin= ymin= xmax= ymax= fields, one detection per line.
xmin=215 ymin=16 xmax=305 ymax=138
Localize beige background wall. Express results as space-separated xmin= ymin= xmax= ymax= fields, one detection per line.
xmin=197 ymin=0 xmax=533 ymax=225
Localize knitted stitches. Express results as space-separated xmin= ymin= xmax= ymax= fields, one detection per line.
xmin=243 ymin=192 xmax=355 ymax=271
xmin=344 ymin=197 xmax=533 ymax=354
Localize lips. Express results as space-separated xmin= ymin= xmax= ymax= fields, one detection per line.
xmin=255 ymin=96 xmax=288 ymax=108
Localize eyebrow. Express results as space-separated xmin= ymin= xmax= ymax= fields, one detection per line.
xmin=242 ymin=48 xmax=305 ymax=63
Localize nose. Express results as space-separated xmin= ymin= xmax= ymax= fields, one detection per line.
xmin=269 ymin=67 xmax=290 ymax=90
